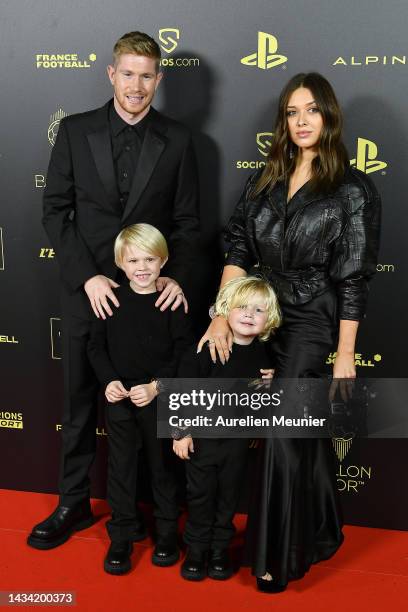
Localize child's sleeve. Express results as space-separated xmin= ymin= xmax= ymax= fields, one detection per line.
xmin=153 ymin=309 xmax=196 ymax=380
xmin=87 ymin=318 xmax=121 ymax=387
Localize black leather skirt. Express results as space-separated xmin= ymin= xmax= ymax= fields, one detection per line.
xmin=244 ymin=288 xmax=344 ymax=582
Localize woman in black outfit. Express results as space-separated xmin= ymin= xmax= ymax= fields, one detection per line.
xmin=198 ymin=73 xmax=381 ymax=592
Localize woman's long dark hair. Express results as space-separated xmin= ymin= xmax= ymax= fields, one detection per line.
xmin=252 ymin=72 xmax=349 ymax=197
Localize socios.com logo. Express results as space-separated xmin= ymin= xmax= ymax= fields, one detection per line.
xmin=241 ymin=32 xmax=287 ymax=70
xmin=236 ymin=132 xmax=273 ymax=169
xmin=257 ymin=132 xmax=274 ymax=157
xmin=350 ymin=138 xmax=387 ymax=174
xmin=159 ymin=28 xmax=180 ymax=54
xmin=157 ymin=28 xmax=199 ymax=68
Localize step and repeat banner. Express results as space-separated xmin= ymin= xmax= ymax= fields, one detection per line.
xmin=1 ymin=0 xmax=407 ymax=529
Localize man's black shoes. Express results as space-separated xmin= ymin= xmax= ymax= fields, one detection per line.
xmin=27 ymin=503 xmax=94 ymax=550
xmin=104 ymin=541 xmax=133 ymax=575
xmin=152 ymin=537 xmax=180 ymax=567
xmin=181 ymin=548 xmax=207 ymax=581
xmin=207 ymin=549 xmax=233 ymax=580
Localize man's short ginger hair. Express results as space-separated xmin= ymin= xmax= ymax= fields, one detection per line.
xmin=113 ymin=31 xmax=161 ymax=69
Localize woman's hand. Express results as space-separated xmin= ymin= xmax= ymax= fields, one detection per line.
xmin=330 ymin=351 xmax=356 ymax=401
xmin=197 ymin=316 xmax=233 ymax=364
xmin=333 ymin=351 xmax=356 ymax=379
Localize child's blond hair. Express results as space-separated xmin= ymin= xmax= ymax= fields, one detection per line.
xmin=114 ymin=223 xmax=168 ymax=267
xmin=215 ymin=276 xmax=281 ymax=341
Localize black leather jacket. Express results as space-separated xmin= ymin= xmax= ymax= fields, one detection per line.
xmin=224 ymin=167 xmax=381 ymax=321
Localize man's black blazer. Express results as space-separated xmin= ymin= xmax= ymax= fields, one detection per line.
xmin=43 ymin=100 xmax=199 ymax=300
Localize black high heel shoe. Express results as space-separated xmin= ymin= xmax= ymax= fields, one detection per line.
xmin=256 ymin=576 xmax=287 ymax=593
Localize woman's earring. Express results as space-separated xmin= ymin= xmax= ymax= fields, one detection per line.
xmin=289 ymin=143 xmax=295 ymax=159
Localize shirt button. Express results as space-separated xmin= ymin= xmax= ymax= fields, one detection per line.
xmin=128 ymin=127 xmax=133 ymax=133
xmin=122 ymin=172 xmax=128 ymax=179
xmin=125 ymin=145 xmax=131 ymax=152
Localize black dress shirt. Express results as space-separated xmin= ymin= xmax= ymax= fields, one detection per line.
xmin=109 ymin=103 xmax=150 ymax=207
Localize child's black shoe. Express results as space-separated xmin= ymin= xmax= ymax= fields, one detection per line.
xmin=104 ymin=540 xmax=133 ymax=575
xmin=207 ymin=549 xmax=233 ymax=580
xmin=181 ymin=548 xmax=207 ymax=581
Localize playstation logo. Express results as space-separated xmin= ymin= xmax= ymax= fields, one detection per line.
xmin=257 ymin=132 xmax=274 ymax=157
xmin=159 ymin=28 xmax=180 ymax=54
xmin=241 ymin=32 xmax=287 ymax=70
xmin=350 ymin=138 xmax=387 ymax=174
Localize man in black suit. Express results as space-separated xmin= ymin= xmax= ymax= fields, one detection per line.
xmin=27 ymin=31 xmax=199 ymax=568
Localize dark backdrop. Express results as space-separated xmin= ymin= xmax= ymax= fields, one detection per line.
xmin=1 ymin=0 xmax=407 ymax=529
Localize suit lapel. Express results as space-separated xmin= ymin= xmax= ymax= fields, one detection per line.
xmin=122 ymin=109 xmax=168 ymax=222
xmin=86 ymin=101 xmax=120 ymax=212
xmin=87 ymin=129 xmax=120 ymax=211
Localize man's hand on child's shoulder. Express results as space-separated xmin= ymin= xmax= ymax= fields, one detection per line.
xmin=84 ymin=274 xmax=120 ymax=320
xmin=105 ymin=380 xmax=128 ymax=403
xmin=173 ymin=436 xmax=194 ymax=460
xmin=155 ymin=277 xmax=188 ymax=313
xmin=129 ymin=381 xmax=158 ymax=407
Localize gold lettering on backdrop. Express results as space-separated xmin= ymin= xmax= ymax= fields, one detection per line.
xmin=56 ymin=424 xmax=107 ymax=436
xmin=39 ymin=248 xmax=55 ymax=258
xmin=0 ymin=335 xmax=19 ymax=344
xmin=333 ymin=55 xmax=406 ymax=66
xmin=35 ymin=174 xmax=46 ymax=188
xmin=326 ymin=352 xmax=382 ymax=367
xmin=0 ymin=412 xmax=23 ymax=429
xmin=377 ymin=263 xmax=395 ymax=272
xmin=36 ymin=53 xmax=96 ymax=69
xmin=236 ymin=132 xmax=273 ymax=169
xmin=157 ymin=28 xmax=200 ymax=68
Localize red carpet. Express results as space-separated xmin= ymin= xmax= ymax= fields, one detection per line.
xmin=1 ymin=489 xmax=407 ymax=611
